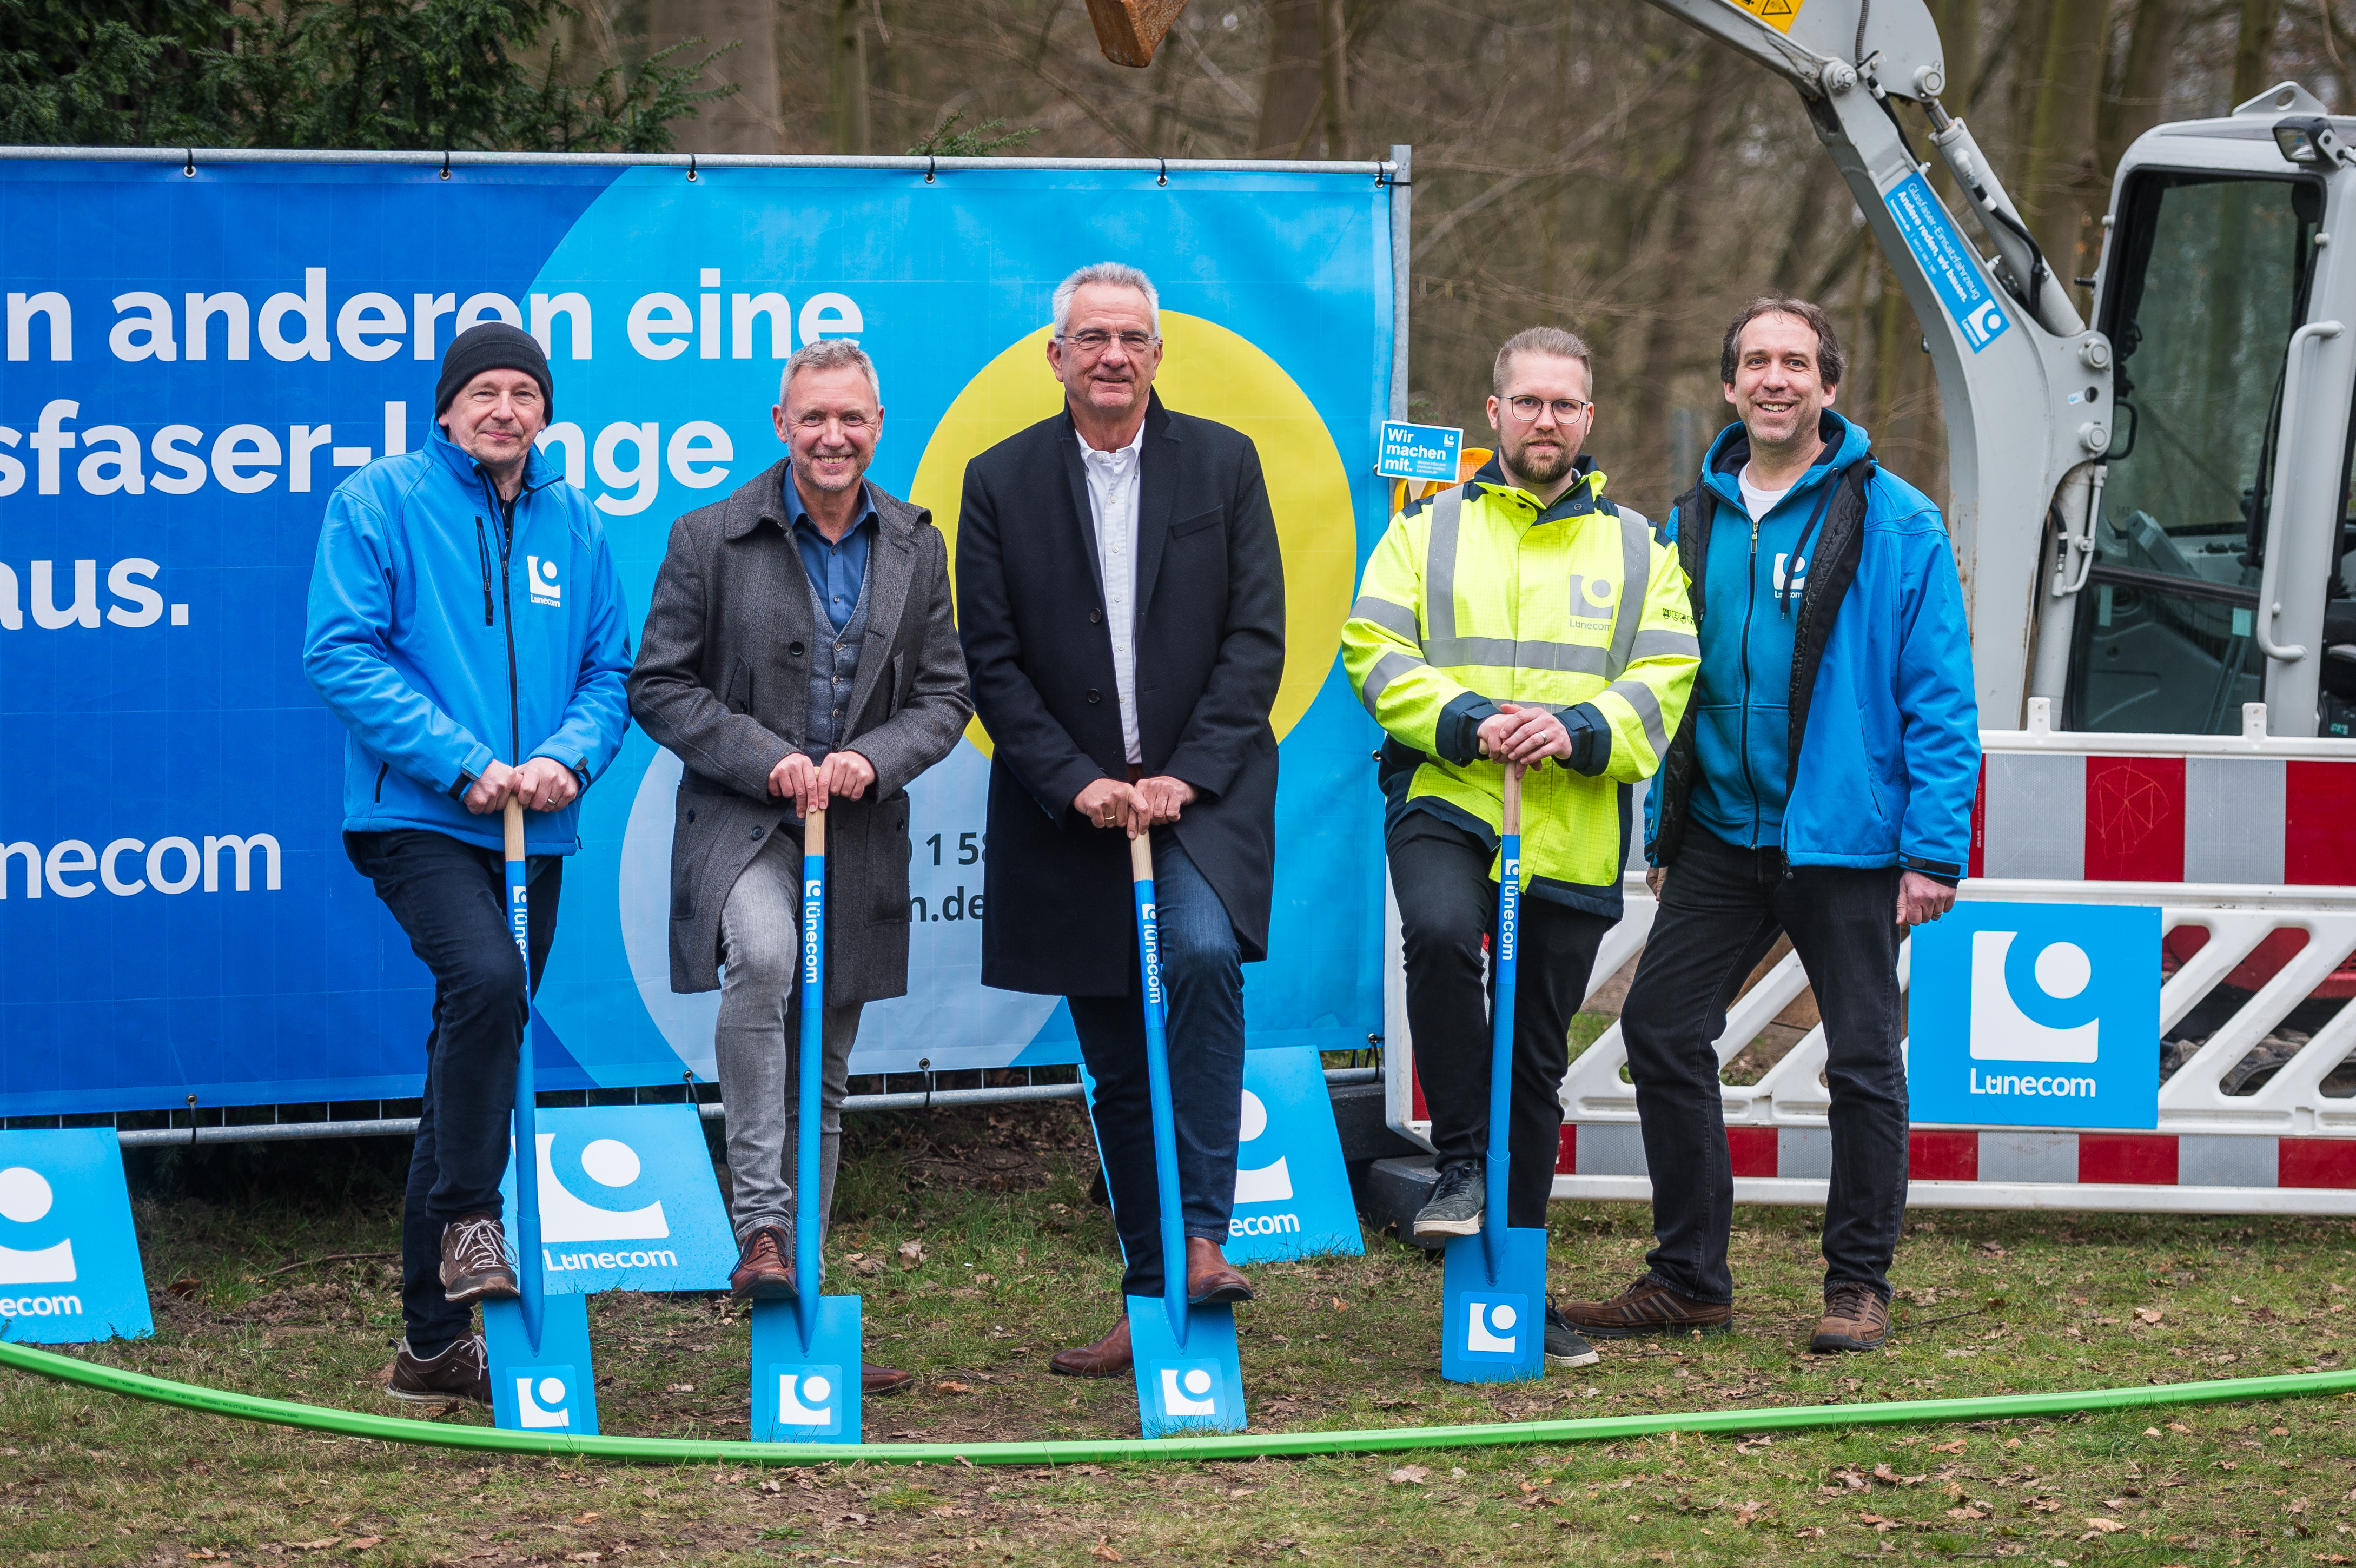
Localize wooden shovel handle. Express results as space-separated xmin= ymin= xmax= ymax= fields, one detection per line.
xmin=805 ymin=802 xmax=825 ymax=857
xmin=503 ymin=796 xmax=524 ymax=862
xmin=1501 ymin=762 xmax=1523 ymax=837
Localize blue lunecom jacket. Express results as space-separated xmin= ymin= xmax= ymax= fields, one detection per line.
xmin=303 ymin=427 xmax=633 ymax=856
xmin=1645 ymin=411 xmax=1980 ymax=878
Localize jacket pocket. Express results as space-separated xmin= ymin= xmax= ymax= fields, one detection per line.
xmin=670 ymin=791 xmax=709 ymax=921
xmin=1171 ymin=505 xmax=1222 ymax=540
xmin=725 ymin=656 xmax=753 ymax=715
xmin=869 ymin=790 xmax=912 ymax=927
xmin=374 ymin=762 xmax=389 ymax=804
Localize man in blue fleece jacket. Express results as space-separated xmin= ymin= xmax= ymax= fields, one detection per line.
xmin=304 ymin=323 xmax=633 ymax=1405
xmin=1557 ymin=299 xmax=1980 ymax=1354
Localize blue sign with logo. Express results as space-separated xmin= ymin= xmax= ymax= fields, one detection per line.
xmin=1910 ymin=901 xmax=2161 ymax=1129
xmin=1126 ymin=1296 xmax=1247 ymax=1437
xmin=1377 ymin=420 xmax=1462 ymax=482
xmin=486 ymin=1294 xmax=599 ymax=1435
xmin=0 ymin=1128 xmax=150 ymax=1344
xmin=495 ymin=1104 xmax=734 ymax=1295
xmin=1225 ymin=1045 xmax=1364 ymax=1263
xmin=1884 ymin=171 xmax=2011 ymax=354
xmin=751 ymin=1295 xmax=863 ymax=1444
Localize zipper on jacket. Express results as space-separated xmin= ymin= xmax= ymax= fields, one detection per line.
xmin=476 ymin=466 xmax=524 ymax=772
xmin=1739 ymin=509 xmax=1761 ymax=844
xmin=374 ymin=761 xmax=388 ymax=804
xmin=473 ymin=518 xmax=494 ymax=627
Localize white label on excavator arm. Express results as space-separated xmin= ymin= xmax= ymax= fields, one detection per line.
xmin=1720 ymin=0 xmax=1801 ymax=34
xmin=1884 ymin=171 xmax=2011 ymax=354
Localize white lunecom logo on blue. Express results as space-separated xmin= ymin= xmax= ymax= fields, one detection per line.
xmin=496 ymin=1106 xmax=734 ymax=1294
xmin=514 ymin=1366 xmax=580 ymax=1430
xmin=1156 ymin=1360 xmax=1226 ymax=1419
xmin=767 ymin=1365 xmax=844 ymax=1436
xmin=1910 ymin=902 xmax=2159 ymax=1130
xmin=0 ymin=1129 xmax=151 ymax=1344
xmin=1459 ymin=1294 xmax=1528 ymax=1361
xmin=1221 ymin=1047 xmax=1365 ymax=1263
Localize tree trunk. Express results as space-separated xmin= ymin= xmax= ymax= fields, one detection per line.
xmin=2233 ymin=0 xmax=2282 ymax=104
xmin=830 ymin=0 xmax=871 ymax=156
xmin=1255 ymin=0 xmax=1322 ymax=156
xmin=1768 ymin=157 xmax=1838 ymax=297
xmin=1316 ymin=0 xmax=1349 ymax=160
xmin=1631 ymin=48 xmax=1734 ymax=513
xmin=2022 ymin=0 xmax=2108 ymax=290
xmin=2101 ymin=0 xmax=2184 ymax=174
xmin=648 ymin=0 xmax=782 ymax=155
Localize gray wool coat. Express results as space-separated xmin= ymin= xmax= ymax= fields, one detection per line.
xmin=626 ymin=460 xmax=972 ymax=1004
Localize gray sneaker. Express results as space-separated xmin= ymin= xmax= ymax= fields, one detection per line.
xmin=1545 ymin=1302 xmax=1601 ymax=1367
xmin=1412 ymin=1162 xmax=1484 ymax=1239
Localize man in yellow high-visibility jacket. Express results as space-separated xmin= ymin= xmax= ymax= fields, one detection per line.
xmin=1344 ymin=326 xmax=1697 ymax=1368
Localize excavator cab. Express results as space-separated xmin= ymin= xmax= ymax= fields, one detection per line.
xmin=2064 ymin=85 xmax=2356 ymax=737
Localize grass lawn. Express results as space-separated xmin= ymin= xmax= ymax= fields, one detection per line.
xmin=3 ymin=1100 xmax=2353 ymax=1566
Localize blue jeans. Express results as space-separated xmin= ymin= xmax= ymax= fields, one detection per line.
xmin=1068 ymin=830 xmax=1247 ymax=1300
xmin=346 ymin=829 xmax=561 ymax=1359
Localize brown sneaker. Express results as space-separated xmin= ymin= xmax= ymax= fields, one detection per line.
xmin=439 ymin=1212 xmax=518 ymax=1304
xmin=1556 ymin=1275 xmax=1734 ymax=1339
xmin=729 ymin=1226 xmax=796 ymax=1301
xmin=1810 ymin=1283 xmax=1890 ymax=1352
xmin=386 ymin=1335 xmax=492 ymax=1406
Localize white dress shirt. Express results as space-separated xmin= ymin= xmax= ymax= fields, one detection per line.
xmin=1077 ymin=422 xmax=1147 ymax=766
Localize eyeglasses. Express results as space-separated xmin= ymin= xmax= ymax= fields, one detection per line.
xmin=1503 ymin=395 xmax=1591 ymax=423
xmin=1057 ymin=329 xmax=1160 ymax=356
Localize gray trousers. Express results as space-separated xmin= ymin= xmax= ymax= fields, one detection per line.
xmin=715 ymin=829 xmax=863 ymax=1247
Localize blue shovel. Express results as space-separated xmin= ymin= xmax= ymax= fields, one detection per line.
xmin=1439 ymin=763 xmax=1548 ymax=1383
xmin=486 ymin=795 xmax=600 ymax=1433
xmin=751 ymin=803 xmax=864 ymax=1444
xmin=1124 ymin=831 xmax=1247 ymax=1437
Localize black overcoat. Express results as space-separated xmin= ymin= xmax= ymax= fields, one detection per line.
xmin=955 ymin=394 xmax=1285 ymax=997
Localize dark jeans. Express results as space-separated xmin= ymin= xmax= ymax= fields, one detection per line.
xmin=1391 ymin=811 xmax=1612 ymax=1229
xmin=1620 ymin=828 xmax=1907 ymax=1305
xmin=1068 ymin=830 xmax=1247 ymax=1300
xmin=346 ymin=828 xmax=561 ymax=1358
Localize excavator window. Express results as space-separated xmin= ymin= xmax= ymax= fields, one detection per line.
xmin=2067 ymin=170 xmax=2324 ymax=734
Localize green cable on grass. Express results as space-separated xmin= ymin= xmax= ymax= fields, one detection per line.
xmin=5 ymin=1338 xmax=2353 ymax=1466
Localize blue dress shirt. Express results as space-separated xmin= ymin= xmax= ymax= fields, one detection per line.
xmin=786 ymin=469 xmax=876 ymax=633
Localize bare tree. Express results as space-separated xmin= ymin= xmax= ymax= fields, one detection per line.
xmin=650 ymin=0 xmax=781 ymax=153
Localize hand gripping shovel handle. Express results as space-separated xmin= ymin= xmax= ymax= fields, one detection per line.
xmin=504 ymin=798 xmax=545 ymax=1352
xmin=796 ymin=806 xmax=827 ymax=1351
xmin=1130 ymin=832 xmax=1191 ymax=1349
xmin=1480 ymin=764 xmax=1522 ymax=1287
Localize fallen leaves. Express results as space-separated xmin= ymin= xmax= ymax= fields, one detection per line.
xmin=1945 ymin=1505 xmax=1989 ymax=1520
xmin=1733 ymin=1500 xmax=1768 ymax=1527
xmin=898 ymin=1240 xmax=926 ymax=1270
xmin=1090 ymin=1536 xmax=1123 ymax=1562
xmin=934 ymin=1381 xmax=973 ymax=1395
xmin=284 ymin=1541 xmax=342 ymax=1553
xmin=1929 ymin=1439 xmax=1967 ymax=1454
xmin=1387 ymin=1465 xmax=1430 ymax=1485
xmin=2084 ymin=1518 xmax=2127 ymax=1534
xmin=167 ymin=1275 xmax=202 ymax=1299
xmin=841 ymin=1251 xmax=884 ymax=1278
xmin=2134 ymin=1307 xmax=2165 ymax=1325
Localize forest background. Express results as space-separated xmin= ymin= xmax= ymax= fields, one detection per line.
xmin=0 ymin=0 xmax=2339 ymax=517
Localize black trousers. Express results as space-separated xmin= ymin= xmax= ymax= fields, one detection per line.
xmin=1620 ymin=828 xmax=1907 ymax=1305
xmin=1391 ymin=811 xmax=1612 ymax=1229
xmin=346 ymin=829 xmax=561 ymax=1358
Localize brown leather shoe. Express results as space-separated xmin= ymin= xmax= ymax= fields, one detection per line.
xmin=1810 ymin=1283 xmax=1890 ymax=1352
xmin=862 ymin=1362 xmax=916 ymax=1396
xmin=1185 ymin=1236 xmax=1254 ymax=1305
xmin=729 ymin=1226 xmax=796 ymax=1301
xmin=439 ymin=1212 xmax=519 ymax=1304
xmin=1049 ymin=1314 xmax=1133 ymax=1378
xmin=1556 ymin=1275 xmax=1734 ymax=1339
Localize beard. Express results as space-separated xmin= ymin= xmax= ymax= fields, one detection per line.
xmin=1506 ymin=435 xmax=1574 ymax=488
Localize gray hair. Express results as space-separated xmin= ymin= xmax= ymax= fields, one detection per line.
xmin=1492 ymin=326 xmax=1593 ymax=395
xmin=1051 ymin=261 xmax=1161 ymax=338
xmin=778 ymin=338 xmax=881 ymax=406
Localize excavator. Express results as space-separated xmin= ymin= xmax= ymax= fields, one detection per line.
xmin=1091 ymin=0 xmax=2356 ymax=746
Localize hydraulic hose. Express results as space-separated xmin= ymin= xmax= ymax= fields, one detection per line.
xmin=5 ymin=1338 xmax=2353 ymax=1467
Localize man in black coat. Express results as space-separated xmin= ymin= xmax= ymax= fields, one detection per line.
xmin=956 ymin=262 xmax=1285 ymax=1378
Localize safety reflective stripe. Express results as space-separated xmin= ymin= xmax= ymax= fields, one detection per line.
xmin=1424 ymin=636 xmax=1611 ymax=675
xmin=1359 ymin=650 xmax=1421 ymax=713
xmin=1348 ymin=595 xmax=1422 ymax=642
xmin=1601 ymin=677 xmax=1670 ymax=760
xmin=1630 ymin=628 xmax=1700 ymax=661
xmin=1425 ymin=485 xmax=1464 ymax=644
xmin=1605 ymin=510 xmax=1649 ymax=678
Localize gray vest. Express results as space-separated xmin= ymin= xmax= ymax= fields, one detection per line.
xmin=803 ymin=553 xmax=871 ymax=760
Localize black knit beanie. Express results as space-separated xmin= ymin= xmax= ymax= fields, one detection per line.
xmin=435 ymin=322 xmax=553 ymax=417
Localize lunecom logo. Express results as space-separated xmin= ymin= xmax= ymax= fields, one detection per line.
xmin=534 ymin=1134 xmax=670 ymax=1249
xmin=515 ymin=1370 xmax=573 ymax=1429
xmin=1970 ymin=931 xmax=2097 ymax=1063
xmin=1158 ymin=1363 xmax=1222 ymax=1418
xmin=1464 ymin=1297 xmax=1523 ymax=1356
xmin=527 ymin=555 xmax=562 ymax=607
xmin=1231 ymin=1090 xmax=1293 ymax=1209
xmin=0 ymin=832 xmax=280 ymax=899
xmin=0 ymin=1166 xmax=75 ymax=1296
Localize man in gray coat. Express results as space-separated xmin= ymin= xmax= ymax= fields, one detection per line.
xmin=629 ymin=339 xmax=970 ymax=1399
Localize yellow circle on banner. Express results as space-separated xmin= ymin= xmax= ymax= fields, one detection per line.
xmin=909 ymin=313 xmax=1355 ymax=757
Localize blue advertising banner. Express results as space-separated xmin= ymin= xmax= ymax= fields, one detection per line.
xmin=1909 ymin=901 xmax=2162 ymax=1129
xmin=1223 ymin=1044 xmax=1362 ymax=1262
xmin=0 ymin=1128 xmax=152 ymax=1343
xmin=0 ymin=155 xmax=1396 ymax=1116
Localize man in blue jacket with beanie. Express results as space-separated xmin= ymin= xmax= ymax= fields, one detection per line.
xmin=1558 ymin=298 xmax=1979 ymax=1355
xmin=305 ymin=322 xmax=633 ymax=1405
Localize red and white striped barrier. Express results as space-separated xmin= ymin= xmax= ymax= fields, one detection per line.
xmin=1381 ymin=705 xmax=2356 ymax=1217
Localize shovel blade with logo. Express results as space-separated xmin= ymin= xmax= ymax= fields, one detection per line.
xmin=1440 ymin=765 xmax=1548 ymax=1385
xmin=1123 ymin=832 xmax=1248 ymax=1437
xmin=751 ymin=804 xmax=863 ymax=1445
xmin=485 ymin=799 xmax=603 ymax=1432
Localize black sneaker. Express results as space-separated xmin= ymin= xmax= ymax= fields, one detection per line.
xmin=387 ymin=1334 xmax=492 ymax=1406
xmin=1411 ymin=1162 xmax=1484 ymax=1239
xmin=1545 ymin=1302 xmax=1601 ymax=1368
